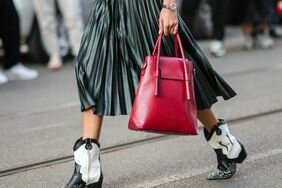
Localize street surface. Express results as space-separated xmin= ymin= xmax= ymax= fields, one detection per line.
xmin=0 ymin=27 xmax=282 ymax=188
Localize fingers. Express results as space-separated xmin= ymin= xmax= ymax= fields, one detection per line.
xmin=164 ymin=25 xmax=170 ymax=36
xmin=159 ymin=10 xmax=178 ymax=36
xmin=170 ymin=23 xmax=178 ymax=35
xmin=163 ymin=23 xmax=177 ymax=36
xmin=172 ymin=23 xmax=179 ymax=35
xmin=159 ymin=19 xmax=164 ymax=35
xmin=168 ymin=23 xmax=178 ymax=36
xmin=159 ymin=18 xmax=170 ymax=36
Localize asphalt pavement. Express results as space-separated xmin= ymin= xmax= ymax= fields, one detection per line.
xmin=0 ymin=27 xmax=282 ymax=188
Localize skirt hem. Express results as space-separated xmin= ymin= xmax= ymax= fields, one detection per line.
xmin=80 ymin=95 xmax=236 ymax=116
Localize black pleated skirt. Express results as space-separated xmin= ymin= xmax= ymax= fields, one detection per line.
xmin=75 ymin=0 xmax=236 ymax=116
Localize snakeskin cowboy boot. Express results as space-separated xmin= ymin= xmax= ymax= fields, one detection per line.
xmin=65 ymin=138 xmax=103 ymax=188
xmin=204 ymin=119 xmax=247 ymax=180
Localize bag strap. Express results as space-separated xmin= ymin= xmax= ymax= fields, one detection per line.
xmin=175 ymin=34 xmax=191 ymax=100
xmin=152 ymin=34 xmax=185 ymax=60
xmin=152 ymin=34 xmax=191 ymax=100
xmin=174 ymin=36 xmax=179 ymax=58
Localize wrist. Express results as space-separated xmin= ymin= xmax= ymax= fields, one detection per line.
xmin=162 ymin=2 xmax=177 ymax=11
xmin=163 ymin=0 xmax=176 ymax=3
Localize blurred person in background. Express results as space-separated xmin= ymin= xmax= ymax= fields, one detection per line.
xmin=33 ymin=0 xmax=83 ymax=70
xmin=242 ymin=0 xmax=274 ymax=50
xmin=179 ymin=0 xmax=213 ymax=39
xmin=268 ymin=0 xmax=282 ymax=38
xmin=209 ymin=0 xmax=229 ymax=57
xmin=0 ymin=0 xmax=39 ymax=85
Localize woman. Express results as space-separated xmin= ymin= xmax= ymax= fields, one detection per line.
xmin=65 ymin=0 xmax=247 ymax=187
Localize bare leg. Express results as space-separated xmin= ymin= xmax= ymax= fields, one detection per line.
xmin=82 ymin=109 xmax=103 ymax=140
xmin=65 ymin=108 xmax=104 ymax=187
xmin=197 ymin=109 xmax=219 ymax=133
xmin=242 ymin=22 xmax=254 ymax=34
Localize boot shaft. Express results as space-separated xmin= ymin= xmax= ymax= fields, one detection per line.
xmin=204 ymin=119 xmax=247 ymax=163
xmin=204 ymin=120 xmax=247 ymax=180
xmin=74 ymin=138 xmax=102 ymax=185
xmin=65 ymin=138 xmax=103 ymax=188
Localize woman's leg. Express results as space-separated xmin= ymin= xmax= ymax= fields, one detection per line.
xmin=199 ymin=108 xmax=247 ymax=180
xmin=82 ymin=109 xmax=103 ymax=140
xmin=65 ymin=109 xmax=104 ymax=188
xmin=197 ymin=109 xmax=219 ymax=132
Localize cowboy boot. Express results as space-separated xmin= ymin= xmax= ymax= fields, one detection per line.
xmin=204 ymin=119 xmax=247 ymax=180
xmin=65 ymin=138 xmax=103 ymax=188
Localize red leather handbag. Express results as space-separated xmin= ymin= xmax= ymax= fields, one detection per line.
xmin=128 ymin=34 xmax=198 ymax=135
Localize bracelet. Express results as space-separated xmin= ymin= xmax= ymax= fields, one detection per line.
xmin=162 ymin=2 xmax=177 ymax=11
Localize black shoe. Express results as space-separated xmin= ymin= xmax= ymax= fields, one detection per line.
xmin=270 ymin=28 xmax=282 ymax=38
xmin=65 ymin=138 xmax=103 ymax=188
xmin=204 ymin=119 xmax=247 ymax=180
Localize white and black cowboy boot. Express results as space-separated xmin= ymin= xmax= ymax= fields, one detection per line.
xmin=65 ymin=138 xmax=103 ymax=188
xmin=204 ymin=119 xmax=247 ymax=180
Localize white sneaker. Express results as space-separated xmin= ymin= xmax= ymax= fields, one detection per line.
xmin=256 ymin=33 xmax=274 ymax=49
xmin=0 ymin=71 xmax=8 ymax=84
xmin=243 ymin=34 xmax=254 ymax=50
xmin=4 ymin=63 xmax=39 ymax=80
xmin=209 ymin=40 xmax=226 ymax=57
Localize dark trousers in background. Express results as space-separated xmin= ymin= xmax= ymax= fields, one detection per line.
xmin=178 ymin=0 xmax=200 ymax=29
xmin=243 ymin=0 xmax=269 ymax=24
xmin=209 ymin=0 xmax=229 ymax=41
xmin=268 ymin=0 xmax=279 ymax=30
xmin=0 ymin=0 xmax=20 ymax=69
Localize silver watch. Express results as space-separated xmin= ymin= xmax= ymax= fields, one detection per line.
xmin=162 ymin=3 xmax=177 ymax=11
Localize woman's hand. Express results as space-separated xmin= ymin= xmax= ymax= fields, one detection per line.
xmin=159 ymin=7 xmax=178 ymax=36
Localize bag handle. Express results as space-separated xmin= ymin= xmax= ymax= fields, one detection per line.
xmin=152 ymin=34 xmax=185 ymax=61
xmin=174 ymin=36 xmax=179 ymax=58
xmin=152 ymin=34 xmax=191 ymax=100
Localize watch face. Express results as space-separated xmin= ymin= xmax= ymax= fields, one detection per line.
xmin=170 ymin=3 xmax=177 ymax=11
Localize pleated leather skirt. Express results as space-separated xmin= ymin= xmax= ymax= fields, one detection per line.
xmin=75 ymin=0 xmax=236 ymax=116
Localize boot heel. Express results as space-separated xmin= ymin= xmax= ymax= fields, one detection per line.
xmin=236 ymin=143 xmax=247 ymax=164
xmin=86 ymin=177 xmax=103 ymax=188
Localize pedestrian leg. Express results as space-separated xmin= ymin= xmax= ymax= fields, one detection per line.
xmin=0 ymin=0 xmax=20 ymax=70
xmin=33 ymin=0 xmax=63 ymax=69
xmin=57 ymin=0 xmax=83 ymax=56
